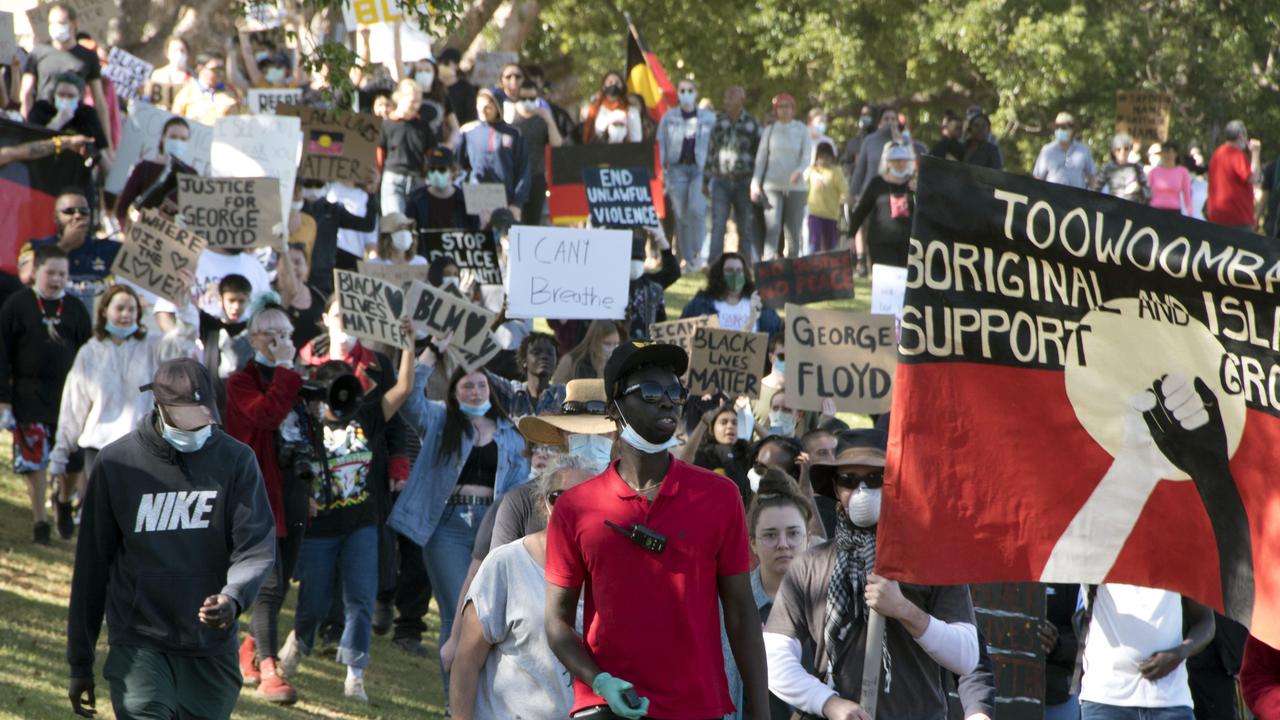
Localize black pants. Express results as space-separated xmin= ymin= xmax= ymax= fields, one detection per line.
xmin=249 ymin=471 xmax=308 ymax=660
xmin=104 ymin=645 xmax=240 ymax=720
xmin=521 ymin=173 xmax=548 ymax=225
xmin=390 ymin=529 xmax=432 ymax=641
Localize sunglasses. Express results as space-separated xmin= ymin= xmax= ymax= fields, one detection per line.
xmin=547 ymin=489 xmax=564 ymax=506
xmin=619 ymin=382 xmax=688 ymax=405
xmin=562 ymin=399 xmax=607 ymax=415
xmin=60 ymin=207 xmax=91 ymax=216
xmin=833 ymin=471 xmax=884 ymax=490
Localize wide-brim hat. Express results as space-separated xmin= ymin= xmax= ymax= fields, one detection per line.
xmin=518 ymin=379 xmax=615 ymax=445
xmin=809 ymin=429 xmax=887 ymax=499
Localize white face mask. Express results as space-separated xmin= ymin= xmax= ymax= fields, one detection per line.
xmin=846 ymin=487 xmax=882 ymax=528
xmin=768 ymin=410 xmax=797 ymax=437
xmin=331 ymin=327 xmax=356 ymax=351
xmin=390 ymin=229 xmax=414 ymax=252
xmin=302 ymin=186 xmax=327 ymax=201
xmin=290 ymin=200 xmax=304 ymax=212
xmin=566 ymin=433 xmax=613 ymax=474
xmin=49 ymin=22 xmax=73 ymax=43
xmin=889 ymin=165 xmax=914 ymax=179
xmin=54 ymin=97 xmax=78 ymax=114
xmin=629 ymin=260 xmax=646 ymax=281
xmin=615 ymin=402 xmax=678 ymax=454
xmin=414 ymin=71 xmax=434 ymax=89
xmin=164 ymin=137 xmax=188 ymax=162
xmin=170 ymin=49 xmax=189 ymax=68
xmin=265 ymin=67 xmax=286 ymax=84
xmin=746 ymin=467 xmax=763 ymax=493
xmin=441 ymin=276 xmax=460 ymax=289
xmin=607 ymin=125 xmax=628 ymax=143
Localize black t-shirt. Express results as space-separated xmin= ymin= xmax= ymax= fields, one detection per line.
xmin=421 ymin=95 xmax=454 ymax=139
xmin=693 ymin=440 xmax=753 ymax=507
xmin=380 ymin=114 xmax=436 ymax=176
xmin=286 ymin=285 xmax=327 ymax=350
xmin=457 ymin=440 xmax=497 ymax=489
xmin=512 ymin=113 xmax=550 ymax=176
xmin=407 ymin=186 xmax=474 ymax=231
xmin=447 ymin=79 xmax=478 ymax=125
xmin=24 ymin=44 xmax=101 ymax=103
xmin=0 ymin=290 xmax=92 ymax=423
xmin=26 ymin=100 xmax=108 ymax=150
xmin=310 ymin=394 xmax=390 ymax=536
xmin=848 ymin=175 xmax=914 ymax=266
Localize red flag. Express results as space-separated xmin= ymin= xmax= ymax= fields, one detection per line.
xmin=626 ymin=17 xmax=677 ymax=123
xmin=0 ymin=119 xmax=94 ymax=273
xmin=878 ymin=157 xmax=1279 ymax=647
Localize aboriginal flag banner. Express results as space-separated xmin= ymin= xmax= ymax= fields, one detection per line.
xmin=625 ymin=17 xmax=676 ymax=123
xmin=0 ymin=119 xmax=92 ymax=272
xmin=879 ymin=157 xmax=1280 ymax=645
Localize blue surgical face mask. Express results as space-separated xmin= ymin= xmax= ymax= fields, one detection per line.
xmin=768 ymin=410 xmax=797 ymax=437
xmin=159 ymin=413 xmax=212 ymax=453
xmin=428 ymin=170 xmax=452 ymax=189
xmin=772 ymin=359 xmax=785 ymax=376
xmin=105 ymin=321 xmax=138 ymax=338
xmin=459 ymin=400 xmax=491 ymax=417
xmin=813 ymin=121 xmax=827 ymax=135
xmin=678 ymin=90 xmax=697 ymax=108
xmin=164 ymin=138 xmax=189 ymax=162
xmin=566 ymin=433 xmax=613 ymax=473
xmin=614 ymin=402 xmax=678 ymax=454
xmin=55 ymin=96 xmax=78 ymax=114
xmin=1054 ymin=128 xmax=1071 ymax=144
xmin=265 ymin=67 xmax=287 ymax=84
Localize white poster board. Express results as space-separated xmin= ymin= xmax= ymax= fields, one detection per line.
xmin=248 ymin=88 xmax=302 ymax=115
xmin=102 ymin=47 xmax=154 ymax=101
xmin=506 ymin=225 xmax=630 ymax=320
xmin=106 ymin=104 xmax=213 ymax=194
xmin=210 ymin=115 xmax=302 ymax=225
xmin=870 ymin=263 xmax=908 ymax=317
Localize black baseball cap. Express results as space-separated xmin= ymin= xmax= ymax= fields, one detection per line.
xmin=808 ymin=429 xmax=888 ymax=499
xmin=603 ymin=340 xmax=689 ymax=404
xmin=427 ymin=146 xmax=454 ymax=167
xmin=141 ymin=358 xmax=220 ymax=430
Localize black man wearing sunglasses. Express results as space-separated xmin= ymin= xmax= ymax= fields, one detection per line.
xmin=19 ymin=190 xmax=118 ymax=311
xmin=762 ymin=429 xmax=979 ymax=720
xmin=546 ymin=340 xmax=770 ymax=719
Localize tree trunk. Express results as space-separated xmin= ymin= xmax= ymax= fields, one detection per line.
xmin=496 ymin=0 xmax=540 ymax=52
xmin=438 ymin=0 xmax=505 ymax=54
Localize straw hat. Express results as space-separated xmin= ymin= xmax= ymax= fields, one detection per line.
xmin=518 ymin=379 xmax=616 ymax=445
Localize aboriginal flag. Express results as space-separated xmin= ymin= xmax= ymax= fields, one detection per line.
xmin=878 ymin=157 xmax=1280 ymax=647
xmin=0 ymin=119 xmax=93 ymax=273
xmin=626 ymin=17 xmax=676 ymax=122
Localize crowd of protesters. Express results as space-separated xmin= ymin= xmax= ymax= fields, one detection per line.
xmin=2 ymin=3 xmax=1279 ymax=719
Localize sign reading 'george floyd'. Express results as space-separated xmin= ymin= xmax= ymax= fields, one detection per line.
xmin=879 ymin=157 xmax=1280 ymax=646
xmin=687 ymin=327 xmax=769 ymax=399
xmin=784 ymin=304 xmax=896 ymax=414
xmin=754 ymin=251 xmax=855 ymax=309
xmin=583 ymin=166 xmax=658 ymax=227
xmin=334 ymin=269 xmax=411 ymax=351
xmin=420 ymin=229 xmax=502 ymax=285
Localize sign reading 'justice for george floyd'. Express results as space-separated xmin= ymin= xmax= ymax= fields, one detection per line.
xmin=878 ymin=157 xmax=1280 ymax=646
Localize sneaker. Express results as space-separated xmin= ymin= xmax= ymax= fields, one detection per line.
xmin=392 ymin=637 xmax=430 ymax=658
xmin=33 ymin=521 xmax=51 ymax=545
xmin=54 ymin=500 xmax=74 ymax=540
xmin=239 ymin=636 xmax=260 ymax=687
xmin=256 ymin=658 xmax=298 ymax=705
xmin=317 ymin=622 xmax=342 ymax=651
xmin=277 ymin=631 xmax=301 ymax=678
xmin=372 ymin=600 xmax=393 ymax=636
xmin=344 ymin=675 xmax=368 ymax=702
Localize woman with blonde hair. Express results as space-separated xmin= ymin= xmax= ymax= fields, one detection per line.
xmin=369 ymin=212 xmax=426 ymax=266
xmin=550 ymin=320 xmax=621 ymax=384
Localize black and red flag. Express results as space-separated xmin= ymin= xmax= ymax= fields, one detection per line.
xmin=879 ymin=157 xmax=1279 ymax=648
xmin=0 ymin=119 xmax=93 ymax=272
xmin=625 ymin=15 xmax=677 ymax=123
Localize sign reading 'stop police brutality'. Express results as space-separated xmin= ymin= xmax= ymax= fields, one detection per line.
xmin=583 ymin=166 xmax=658 ymax=227
xmin=420 ymin=229 xmax=502 ymax=285
xmin=879 ymin=157 xmax=1280 ymax=647
xmin=506 ymin=226 xmax=630 ymax=320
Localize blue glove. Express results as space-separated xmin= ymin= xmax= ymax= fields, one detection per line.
xmin=591 ymin=672 xmax=650 ymax=719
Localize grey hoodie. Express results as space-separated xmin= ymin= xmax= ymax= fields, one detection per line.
xmin=67 ymin=411 xmax=275 ymax=678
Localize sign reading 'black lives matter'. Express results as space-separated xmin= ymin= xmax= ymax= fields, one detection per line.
xmin=582 ymin=167 xmax=658 ymax=227
xmin=879 ymin=157 xmax=1280 ymax=645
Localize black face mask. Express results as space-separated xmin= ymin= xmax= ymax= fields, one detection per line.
xmin=604 ymin=85 xmax=624 ymax=100
xmin=859 ymin=115 xmax=874 ymax=131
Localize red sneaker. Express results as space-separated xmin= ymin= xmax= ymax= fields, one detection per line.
xmin=239 ymin=635 xmax=260 ymax=687
xmin=257 ymin=658 xmax=299 ymax=705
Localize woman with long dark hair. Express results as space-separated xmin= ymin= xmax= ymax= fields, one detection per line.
xmin=551 ymin=319 xmax=620 ymax=383
xmin=680 ymin=252 xmax=782 ymax=334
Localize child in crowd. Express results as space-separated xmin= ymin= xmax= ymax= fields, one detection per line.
xmin=804 ymin=141 xmax=848 ymax=253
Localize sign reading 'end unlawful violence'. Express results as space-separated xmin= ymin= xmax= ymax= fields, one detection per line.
xmin=583 ymin=166 xmax=658 ymax=227
xmin=506 ymin=226 xmax=630 ymax=320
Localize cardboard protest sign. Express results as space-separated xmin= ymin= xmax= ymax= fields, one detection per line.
xmin=754 ymin=251 xmax=855 ymax=309
xmin=102 ymin=47 xmax=153 ymax=101
xmin=506 ymin=226 xmax=630 ymax=320
xmin=346 ymin=0 xmax=407 ymax=25
xmin=1115 ymin=90 xmax=1172 ymax=151
xmin=111 ymin=209 xmax=207 ymax=304
xmin=143 ymin=82 xmax=182 ymax=110
xmin=470 ymin=51 xmax=519 ymax=89
xmin=879 ymin=156 xmax=1279 ymax=643
xmin=176 ymin=175 xmax=281 ymax=249
xmin=420 ymin=229 xmax=502 ymax=285
xmin=248 ymin=88 xmax=303 ymax=115
xmin=870 ymin=263 xmax=908 ymax=317
xmin=278 ymin=105 xmax=381 ymax=184
xmin=462 ymin=183 xmax=509 ymax=216
xmin=0 ymin=12 xmax=16 ymax=65
xmin=547 ymin=142 xmax=665 ymax=225
xmin=945 ymin=584 xmax=1046 ymax=720
xmin=106 ymin=106 xmax=213 ymax=194
xmin=649 ymin=315 xmax=718 ymax=357
xmin=210 ymin=114 xmax=301 ymax=226
xmin=784 ymin=304 xmax=896 ymax=414
xmin=404 ymin=280 xmax=499 ymax=370
xmin=334 ymin=269 xmax=411 ymax=350
xmin=583 ymin=166 xmax=658 ymax=227
xmin=355 ymin=260 xmax=430 ymax=289
xmin=687 ymin=327 xmax=768 ymax=399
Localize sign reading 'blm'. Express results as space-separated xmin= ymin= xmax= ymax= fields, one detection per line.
xmin=583 ymin=166 xmax=658 ymax=227
xmin=403 ymin=280 xmax=500 ymax=372
xmin=784 ymin=304 xmax=896 ymax=414
xmin=878 ymin=157 xmax=1279 ymax=645
xmin=754 ymin=251 xmax=855 ymax=309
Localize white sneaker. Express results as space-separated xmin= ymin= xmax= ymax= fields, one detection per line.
xmin=278 ymin=631 xmax=301 ymax=678
xmin=344 ymin=675 xmax=368 ymax=702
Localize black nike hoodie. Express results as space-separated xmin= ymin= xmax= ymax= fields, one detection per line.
xmin=66 ymin=411 xmax=276 ymax=679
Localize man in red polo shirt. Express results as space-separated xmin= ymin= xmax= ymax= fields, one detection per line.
xmin=1207 ymin=119 xmax=1263 ymax=230
xmin=545 ymin=341 xmax=769 ymax=719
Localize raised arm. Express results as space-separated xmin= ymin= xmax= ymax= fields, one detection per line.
xmin=381 ymin=319 xmax=418 ymax=420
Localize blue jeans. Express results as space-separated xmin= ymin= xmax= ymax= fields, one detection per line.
xmin=292 ymin=525 xmax=378 ymax=669
xmin=381 ymin=170 xmax=423 ymax=216
xmin=1080 ymin=701 xmax=1193 ymax=720
xmin=1046 ymin=695 xmax=1081 ymax=720
xmin=710 ymin=176 xmax=755 ymax=263
xmin=423 ymin=502 xmax=487 ymax=700
xmin=665 ymin=164 xmax=707 ymax=266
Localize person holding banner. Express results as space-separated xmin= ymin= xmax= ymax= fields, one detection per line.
xmin=763 ymin=429 xmax=979 ymax=720
xmin=457 ymin=89 xmax=529 ymax=216
xmin=681 ymin=252 xmax=781 ymax=334
xmin=115 ymin=116 xmax=194 ymax=231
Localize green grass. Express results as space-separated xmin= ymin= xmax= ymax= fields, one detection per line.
xmin=0 ymin=450 xmax=448 ymax=719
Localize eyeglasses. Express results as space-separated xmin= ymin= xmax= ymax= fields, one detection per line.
xmin=60 ymin=207 xmax=91 ymax=216
xmin=833 ymin=471 xmax=884 ymax=490
xmin=547 ymin=489 xmax=564 ymax=506
xmin=562 ymin=399 xmax=607 ymax=415
xmin=619 ymin=382 xmax=688 ymax=405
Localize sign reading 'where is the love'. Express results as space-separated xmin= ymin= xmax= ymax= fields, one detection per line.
xmin=111 ymin=209 xmax=206 ymax=304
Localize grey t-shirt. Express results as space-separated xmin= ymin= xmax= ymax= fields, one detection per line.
xmin=512 ymin=114 xmax=550 ymax=177
xmin=763 ymin=541 xmax=975 ymax=720
xmin=466 ymin=539 xmax=574 ymax=720
xmin=472 ymin=482 xmax=542 ymax=562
